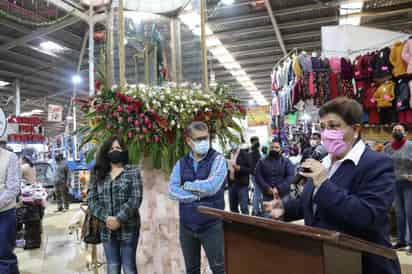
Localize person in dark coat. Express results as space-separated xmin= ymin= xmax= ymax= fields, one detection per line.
xmin=255 ymin=140 xmax=295 ymax=217
xmin=301 ymin=132 xmax=321 ymax=163
xmin=264 ymin=97 xmax=401 ymax=274
xmin=228 ymin=144 xmax=252 ymax=215
xmin=249 ymin=137 xmax=263 ymax=216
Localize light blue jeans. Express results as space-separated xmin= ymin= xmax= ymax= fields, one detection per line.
xmin=103 ymin=231 xmax=139 ymax=274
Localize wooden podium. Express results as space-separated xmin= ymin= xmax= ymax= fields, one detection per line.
xmin=198 ymin=207 xmax=397 ymax=274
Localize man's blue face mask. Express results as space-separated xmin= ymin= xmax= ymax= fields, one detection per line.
xmin=193 ymin=139 xmax=210 ymax=155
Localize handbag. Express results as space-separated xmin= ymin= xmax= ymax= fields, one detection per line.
xmin=81 ymin=204 xmax=102 ymax=244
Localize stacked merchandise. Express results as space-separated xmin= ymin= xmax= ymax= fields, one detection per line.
xmin=17 ymin=184 xmax=48 ymax=249
xmin=271 ymin=37 xmax=412 ymax=125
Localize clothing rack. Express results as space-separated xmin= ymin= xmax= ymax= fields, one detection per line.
xmin=273 ymin=48 xmax=298 ymax=70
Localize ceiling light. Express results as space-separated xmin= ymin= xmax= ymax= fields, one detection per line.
xmin=40 ymin=41 xmax=66 ymax=53
xmin=339 ymin=1 xmax=364 ymax=26
xmin=222 ymin=0 xmax=235 ymax=5
xmin=72 ymin=75 xmax=82 ymax=84
xmin=0 ymin=81 xmax=10 ymax=87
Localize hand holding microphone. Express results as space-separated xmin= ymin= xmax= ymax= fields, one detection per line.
xmin=299 ymin=159 xmax=328 ymax=188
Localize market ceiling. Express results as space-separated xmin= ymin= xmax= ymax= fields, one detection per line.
xmin=0 ymin=0 xmax=411 ymax=136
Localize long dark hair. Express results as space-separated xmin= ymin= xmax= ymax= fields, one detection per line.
xmin=94 ymin=136 xmax=128 ymax=181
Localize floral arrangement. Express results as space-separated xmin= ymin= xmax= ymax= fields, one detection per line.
xmin=76 ymin=83 xmax=246 ymax=171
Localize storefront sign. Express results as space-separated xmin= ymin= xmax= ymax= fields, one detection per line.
xmin=247 ymin=106 xmax=270 ymax=127
xmin=48 ymin=104 xmax=63 ymax=122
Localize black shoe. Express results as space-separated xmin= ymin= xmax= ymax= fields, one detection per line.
xmin=54 ymin=208 xmax=63 ymax=213
xmin=392 ymin=242 xmax=407 ymax=250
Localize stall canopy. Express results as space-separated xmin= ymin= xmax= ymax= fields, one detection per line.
xmin=322 ymin=25 xmax=410 ymax=59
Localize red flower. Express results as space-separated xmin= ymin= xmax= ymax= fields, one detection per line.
xmin=112 ymin=112 xmax=118 ymax=118
xmin=154 ymin=135 xmax=160 ymax=143
xmin=224 ymin=102 xmax=234 ymax=109
xmin=134 ymin=100 xmax=141 ymax=111
xmin=134 ymin=120 xmax=140 ymax=127
xmin=144 ymin=117 xmax=150 ymax=125
xmin=128 ymin=131 xmax=134 ymax=139
xmin=95 ymin=80 xmax=102 ymax=90
xmin=140 ymin=113 xmax=145 ymax=118
xmin=117 ymin=106 xmax=123 ymax=112
xmin=126 ymin=105 xmax=134 ymax=113
xmin=142 ymin=127 xmax=148 ymax=134
xmin=127 ymin=117 xmax=133 ymax=123
xmin=115 ymin=91 xmax=122 ymax=99
xmin=238 ymin=105 xmax=247 ymax=115
xmin=147 ymin=123 xmax=152 ymax=129
xmin=146 ymin=136 xmax=150 ymax=144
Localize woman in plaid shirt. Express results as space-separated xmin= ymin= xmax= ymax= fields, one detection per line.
xmin=88 ymin=137 xmax=143 ymax=274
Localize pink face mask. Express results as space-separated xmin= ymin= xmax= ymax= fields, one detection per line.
xmin=321 ymin=129 xmax=349 ymax=156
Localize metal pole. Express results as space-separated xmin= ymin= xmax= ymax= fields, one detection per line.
xmin=118 ymin=0 xmax=126 ymax=87
xmin=106 ymin=7 xmax=114 ymax=88
xmin=15 ymin=79 xmax=20 ymax=116
xmin=170 ymin=18 xmax=177 ymax=84
xmin=89 ymin=4 xmax=95 ymax=96
xmin=170 ymin=18 xmax=183 ymax=87
xmin=200 ymin=0 xmax=209 ymax=92
xmin=264 ymin=0 xmax=287 ymax=56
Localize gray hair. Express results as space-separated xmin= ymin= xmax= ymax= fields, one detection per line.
xmin=187 ymin=121 xmax=209 ymax=137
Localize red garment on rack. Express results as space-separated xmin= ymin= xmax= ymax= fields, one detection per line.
xmin=399 ymin=110 xmax=412 ymax=124
xmin=330 ymin=72 xmax=338 ymax=99
xmin=368 ymin=110 xmax=380 ymax=124
xmin=309 ymin=72 xmax=315 ymax=97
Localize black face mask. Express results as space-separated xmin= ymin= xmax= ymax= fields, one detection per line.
xmin=108 ymin=150 xmax=128 ymax=164
xmin=393 ymin=132 xmax=404 ymax=142
xmin=269 ymin=150 xmax=280 ymax=158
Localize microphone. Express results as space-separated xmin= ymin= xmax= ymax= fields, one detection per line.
xmin=291 ymin=145 xmax=328 ymax=185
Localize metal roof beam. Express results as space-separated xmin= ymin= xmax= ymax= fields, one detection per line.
xmin=48 ymin=0 xmax=89 ymax=22
xmin=0 ymin=17 xmax=80 ymax=51
xmin=213 ymin=16 xmax=337 ymax=38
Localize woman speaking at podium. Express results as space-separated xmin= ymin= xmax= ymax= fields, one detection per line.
xmin=264 ymin=97 xmax=401 ymax=274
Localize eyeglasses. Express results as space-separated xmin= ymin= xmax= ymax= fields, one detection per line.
xmin=191 ymin=136 xmax=209 ymax=142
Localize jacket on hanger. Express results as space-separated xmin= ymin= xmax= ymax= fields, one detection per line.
xmin=402 ymin=38 xmax=412 ymax=74
xmin=390 ymin=41 xmax=407 ymax=77
xmin=341 ymin=58 xmax=354 ymax=80
xmin=372 ymin=47 xmax=393 ymax=79
xmin=373 ymin=81 xmax=395 ymax=108
xmin=395 ymin=79 xmax=410 ymax=112
xmin=292 ymin=56 xmax=303 ymax=79
xmin=329 ymin=57 xmax=341 ymax=73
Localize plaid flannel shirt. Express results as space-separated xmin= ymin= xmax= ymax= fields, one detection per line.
xmin=87 ymin=166 xmax=143 ymax=241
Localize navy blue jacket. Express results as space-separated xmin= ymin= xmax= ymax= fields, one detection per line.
xmin=284 ymin=147 xmax=401 ymax=274
xmin=179 ymin=149 xmax=225 ymax=232
xmin=255 ymin=156 xmax=295 ymax=200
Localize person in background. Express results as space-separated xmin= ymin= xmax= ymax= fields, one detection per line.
xmin=228 ymin=143 xmax=251 ymax=215
xmin=169 ymin=121 xmax=226 ymax=274
xmin=249 ymin=137 xmax=263 ymax=216
xmin=21 ymin=156 xmax=36 ymax=184
xmin=255 ymin=139 xmax=295 ymax=217
xmin=54 ymin=154 xmax=70 ymax=212
xmin=265 ymin=97 xmax=401 ymax=274
xmin=261 ymin=146 xmax=268 ymax=157
xmin=0 ymin=147 xmax=21 ymax=274
xmin=88 ymin=137 xmax=142 ymax=274
xmin=384 ymin=124 xmax=412 ymax=252
xmin=301 ymin=132 xmax=322 ymax=163
xmin=373 ymin=143 xmax=385 ymax=153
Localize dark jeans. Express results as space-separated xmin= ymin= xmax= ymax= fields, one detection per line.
xmin=180 ymin=222 xmax=225 ymax=274
xmin=55 ymin=184 xmax=70 ymax=210
xmin=394 ymin=179 xmax=412 ymax=245
xmin=102 ymin=230 xmax=139 ymax=274
xmin=0 ymin=208 xmax=19 ymax=274
xmin=229 ymin=184 xmax=249 ymax=215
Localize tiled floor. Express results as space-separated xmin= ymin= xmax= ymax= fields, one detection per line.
xmin=16 ymin=205 xmax=412 ymax=274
